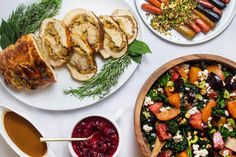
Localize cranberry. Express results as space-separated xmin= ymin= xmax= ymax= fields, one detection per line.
xmin=72 ymin=116 xmax=119 ymax=157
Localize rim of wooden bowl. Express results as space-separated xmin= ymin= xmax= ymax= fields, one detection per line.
xmin=134 ymin=54 xmax=236 ymax=157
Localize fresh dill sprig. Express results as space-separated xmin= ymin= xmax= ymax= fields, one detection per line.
xmin=7 ymin=0 xmax=62 ymax=36
xmin=0 ymin=0 xmax=62 ymax=49
xmin=64 ymin=54 xmax=132 ymax=99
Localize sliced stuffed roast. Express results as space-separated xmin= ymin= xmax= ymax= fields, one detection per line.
xmin=98 ymin=15 xmax=128 ymax=59
xmin=67 ymin=34 xmax=97 ymax=81
xmin=0 ymin=34 xmax=56 ymax=90
xmin=63 ymin=9 xmax=104 ymax=52
xmin=40 ymin=18 xmax=71 ymax=67
xmin=112 ymin=9 xmax=138 ymax=44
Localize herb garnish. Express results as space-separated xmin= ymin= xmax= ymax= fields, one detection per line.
xmin=64 ymin=40 xmax=151 ymax=99
xmin=0 ymin=0 xmax=62 ymax=49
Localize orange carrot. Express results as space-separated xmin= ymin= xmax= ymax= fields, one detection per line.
xmin=141 ymin=3 xmax=162 ymax=14
xmin=148 ymin=0 xmax=161 ymax=8
xmin=201 ymin=100 xmax=216 ymax=122
xmin=159 ymin=0 xmax=169 ymax=5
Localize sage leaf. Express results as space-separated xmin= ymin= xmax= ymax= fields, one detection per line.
xmin=128 ymin=40 xmax=151 ymax=56
xmin=0 ymin=34 xmax=12 ymax=49
xmin=9 ymin=21 xmax=19 ymax=41
xmin=0 ymin=19 xmax=15 ymax=43
xmin=130 ymin=55 xmax=142 ymax=64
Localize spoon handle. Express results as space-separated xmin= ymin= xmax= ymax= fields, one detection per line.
xmin=40 ymin=137 xmax=89 ymax=142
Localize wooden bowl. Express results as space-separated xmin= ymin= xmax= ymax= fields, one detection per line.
xmin=134 ymin=54 xmax=236 ymax=157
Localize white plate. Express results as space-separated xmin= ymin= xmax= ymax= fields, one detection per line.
xmin=135 ymin=0 xmax=236 ymax=45
xmin=0 ymin=0 xmax=141 ymax=110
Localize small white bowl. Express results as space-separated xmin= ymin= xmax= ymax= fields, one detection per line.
xmin=0 ymin=104 xmax=55 ymax=157
xmin=68 ymin=114 xmax=122 ymax=157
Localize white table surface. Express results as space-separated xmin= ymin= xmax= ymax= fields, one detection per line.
xmin=0 ymin=0 xmax=236 ymax=157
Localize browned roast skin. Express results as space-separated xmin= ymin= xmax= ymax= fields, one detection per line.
xmin=0 ymin=34 xmax=56 ymax=90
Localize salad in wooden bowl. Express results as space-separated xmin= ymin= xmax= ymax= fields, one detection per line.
xmin=134 ymin=54 xmax=236 ymax=157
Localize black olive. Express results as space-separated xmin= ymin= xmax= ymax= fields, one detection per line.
xmin=174 ymin=78 xmax=184 ymax=92
xmin=186 ymin=90 xmax=196 ymax=103
xmin=225 ymin=76 xmax=236 ymax=90
xmin=207 ymin=72 xmax=223 ymax=90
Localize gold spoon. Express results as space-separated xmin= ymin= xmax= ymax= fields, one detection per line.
xmin=151 ymin=138 xmax=166 ymax=157
xmin=40 ymin=132 xmax=99 ymax=142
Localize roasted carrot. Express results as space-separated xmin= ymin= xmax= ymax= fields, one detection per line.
xmin=195 ymin=18 xmax=210 ymax=33
xmin=222 ymin=0 xmax=230 ymax=4
xmin=213 ymin=7 xmax=223 ymax=15
xmin=189 ymin=21 xmax=201 ymax=33
xmin=148 ymin=0 xmax=161 ymax=8
xmin=175 ymin=25 xmax=196 ymax=40
xmin=159 ymin=0 xmax=169 ymax=5
xmin=198 ymin=0 xmax=214 ymax=8
xmin=193 ymin=9 xmax=215 ymax=29
xmin=141 ymin=3 xmax=162 ymax=14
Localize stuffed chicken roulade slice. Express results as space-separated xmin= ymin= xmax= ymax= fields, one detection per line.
xmin=40 ymin=18 xmax=71 ymax=67
xmin=67 ymin=34 xmax=97 ymax=81
xmin=112 ymin=9 xmax=138 ymax=44
xmin=98 ymin=16 xmax=128 ymax=59
xmin=0 ymin=34 xmax=56 ymax=90
xmin=63 ymin=9 xmax=104 ymax=53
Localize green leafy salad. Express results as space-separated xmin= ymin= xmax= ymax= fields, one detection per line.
xmin=141 ymin=62 xmax=236 ymax=157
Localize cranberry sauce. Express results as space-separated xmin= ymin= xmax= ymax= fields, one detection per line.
xmin=72 ymin=116 xmax=119 ymax=157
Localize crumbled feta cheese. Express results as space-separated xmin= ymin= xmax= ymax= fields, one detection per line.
xmin=230 ymin=92 xmax=236 ymax=97
xmin=185 ymin=87 xmax=190 ymax=91
xmin=188 ymin=107 xmax=199 ymax=115
xmin=203 ymin=99 xmax=208 ymax=103
xmin=187 ymin=135 xmax=192 ymax=140
xmin=184 ymin=64 xmax=190 ymax=73
xmin=198 ymin=70 xmax=208 ymax=81
xmin=223 ymin=124 xmax=233 ymax=132
xmin=151 ymin=133 xmax=156 ymax=137
xmin=222 ymin=149 xmax=230 ymax=156
xmin=225 ymin=110 xmax=229 ymax=117
xmin=193 ymin=149 xmax=208 ymax=157
xmin=144 ymin=97 xmax=154 ymax=106
xmin=208 ymin=117 xmax=212 ymax=122
xmin=173 ymin=131 xmax=183 ymax=142
xmin=157 ymin=88 xmax=163 ymax=92
xmin=193 ymin=144 xmax=208 ymax=157
xmin=206 ymin=87 xmax=211 ymax=94
xmin=143 ymin=124 xmax=153 ymax=133
xmin=193 ymin=144 xmax=199 ymax=151
xmin=160 ymin=106 xmax=172 ymax=112
xmin=231 ymin=76 xmax=236 ymax=83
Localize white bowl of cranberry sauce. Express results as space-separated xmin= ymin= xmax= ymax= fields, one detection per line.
xmin=68 ymin=114 xmax=121 ymax=157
